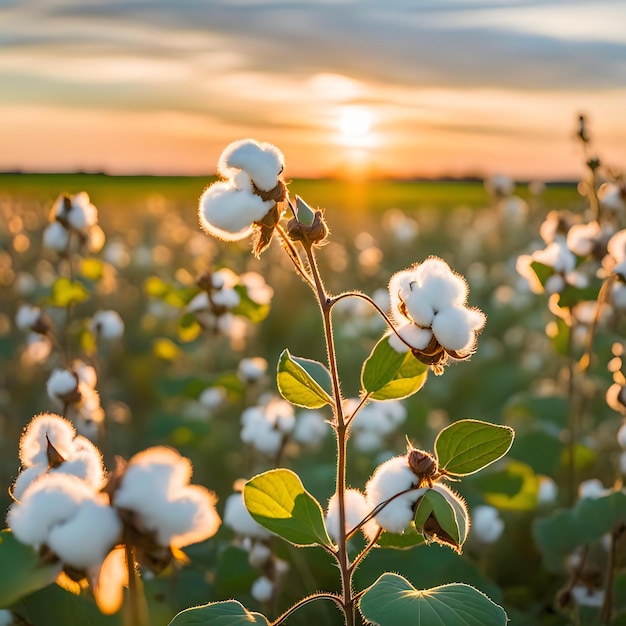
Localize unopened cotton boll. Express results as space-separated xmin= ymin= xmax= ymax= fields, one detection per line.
xmin=199 ymin=180 xmax=273 ymax=242
xmin=326 ymin=489 xmax=378 ymax=542
xmin=91 ymin=310 xmax=125 ymax=340
xmin=19 ymin=412 xmax=76 ymax=467
xmin=471 ymin=505 xmax=504 ymax=543
xmin=365 ymin=455 xmax=424 ymax=533
xmin=223 ymin=492 xmax=271 ymax=539
xmin=218 ymin=139 xmax=284 ymax=192
xmin=251 ymin=576 xmax=274 ymax=603
xmin=47 ymin=497 xmax=121 ymax=569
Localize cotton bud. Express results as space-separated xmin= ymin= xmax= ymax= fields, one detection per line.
xmin=251 ymin=576 xmax=274 ymax=603
xmin=470 ymin=505 xmax=504 ymax=544
xmin=325 ymin=489 xmax=379 ymax=542
xmin=90 ymin=310 xmax=124 ymax=340
xmin=414 ymin=484 xmax=470 ymax=553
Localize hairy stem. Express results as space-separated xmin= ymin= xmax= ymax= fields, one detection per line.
xmin=303 ymin=243 xmax=354 ymax=626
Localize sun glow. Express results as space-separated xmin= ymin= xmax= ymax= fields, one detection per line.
xmin=337 ymin=107 xmax=375 ymax=147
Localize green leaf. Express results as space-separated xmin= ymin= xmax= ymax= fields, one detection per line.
xmin=168 ymin=600 xmax=269 ymax=625
xmin=243 ymin=468 xmax=332 ymax=547
xmin=359 ymin=573 xmax=507 ymax=626
xmin=232 ymin=284 xmax=271 ymax=323
xmin=529 ymin=260 xmax=553 ymax=287
xmin=480 ymin=461 xmax=539 ymax=511
xmin=435 ymin=419 xmax=514 ymax=476
xmin=0 ymin=529 xmax=61 ymax=608
xmin=276 ymin=349 xmax=333 ymax=409
xmin=376 ymin=523 xmax=425 ymax=550
xmin=48 ymin=277 xmax=90 ymax=307
xmin=557 ymin=283 xmax=601 ymax=309
xmin=362 ymin=336 xmax=428 ymax=401
xmin=534 ymin=491 xmax=626 ymax=572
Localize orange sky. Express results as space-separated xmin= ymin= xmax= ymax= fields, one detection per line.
xmin=1 ymin=1 xmax=625 ymax=180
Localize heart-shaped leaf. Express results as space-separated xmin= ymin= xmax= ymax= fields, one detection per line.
xmin=244 ymin=469 xmax=332 ymax=547
xmin=277 ymin=349 xmax=333 ymax=409
xmin=361 ymin=335 xmax=427 ymax=400
xmin=435 ymin=419 xmax=514 ymax=476
xmin=359 ymin=573 xmax=507 ymax=626
xmin=168 ymin=600 xmax=269 ymax=625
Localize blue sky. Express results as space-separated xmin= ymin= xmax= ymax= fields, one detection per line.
xmin=1 ymin=0 xmax=624 ymax=177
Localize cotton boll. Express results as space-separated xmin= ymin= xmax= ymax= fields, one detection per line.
xmin=353 ymin=430 xmax=383 ymax=453
xmin=223 ymin=492 xmax=271 ymax=539
xmin=400 ymin=287 xmax=434 ymax=326
xmin=326 ymin=489 xmax=378 ymax=542
xmin=47 ymin=497 xmax=121 ymax=569
xmin=218 ymin=139 xmax=284 ymax=192
xmin=199 ymin=180 xmax=273 ymax=241
xmin=0 ymin=610 xmax=14 ymax=626
xmin=607 ymin=229 xmax=626 ymax=265
xmin=16 ymin=304 xmax=42 ymax=331
xmin=388 ymin=269 xmax=416 ymax=322
xmin=471 ymin=505 xmax=504 ymax=543
xmin=47 ymin=368 xmax=79 ymax=404
xmin=267 ymin=399 xmax=295 ymax=434
xmin=211 ymin=267 xmax=239 ymax=290
xmin=365 ymin=455 xmax=423 ymax=533
xmin=211 ymin=287 xmax=240 ymax=309
xmin=64 ymin=192 xmax=98 ymax=232
xmin=292 ymin=411 xmax=328 ymax=447
xmin=91 ymin=310 xmax=124 ymax=340
xmin=19 ymin=412 xmax=76 ymax=467
xmin=55 ymin=436 xmax=105 ymax=489
xmin=578 ymin=479 xmax=606 ymax=500
xmin=414 ymin=258 xmax=468 ymax=310
xmin=599 ymin=183 xmax=626 ymax=212
xmin=240 ymin=272 xmax=274 ymax=305
xmin=167 ymin=484 xmax=221 ymax=548
xmin=43 ymin=222 xmax=70 ymax=253
xmin=571 ymin=585 xmax=604 ymax=608
xmin=187 ymin=291 xmax=211 ymax=314
xmin=431 ymin=307 xmax=485 ymax=353
xmin=537 ymin=476 xmax=558 ymax=505
xmin=248 ymin=541 xmax=272 ymax=567
xmin=11 ymin=464 xmax=46 ymax=501
xmin=237 ymin=357 xmax=268 ymax=383
xmin=534 ymin=241 xmax=576 ymax=274
xmin=388 ymin=325 xmax=433 ymax=353
xmin=567 ymin=222 xmax=601 ymax=257
xmin=73 ymin=360 xmax=98 ymax=389
xmin=251 ymin=576 xmax=274 ymax=603
xmin=198 ymin=386 xmax=227 ymax=411
xmin=8 ymin=473 xmax=94 ymax=546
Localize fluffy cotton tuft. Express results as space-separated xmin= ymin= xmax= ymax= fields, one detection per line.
xmin=16 ymin=304 xmax=42 ymax=331
xmin=326 ymin=489 xmax=379 ymax=542
xmin=113 ymin=446 xmax=220 ymax=548
xmin=19 ymin=413 xmax=76 ymax=467
xmin=251 ymin=576 xmax=274 ymax=603
xmin=470 ymin=505 xmax=504 ymax=543
xmin=387 ymin=325 xmax=433 ymax=354
xmin=91 ymin=310 xmax=125 ymax=340
xmin=431 ymin=307 xmax=486 ymax=353
xmin=237 ymin=357 xmax=268 ymax=383
xmin=47 ymin=369 xmax=79 ymax=403
xmin=218 ymin=139 xmax=284 ymax=192
xmin=365 ymin=455 xmax=424 ymax=533
xmin=198 ymin=180 xmax=273 ymax=241
xmin=7 ymin=473 xmax=95 ymax=546
xmin=292 ymin=411 xmax=328 ymax=446
xmin=223 ymin=491 xmax=271 ymax=539
xmin=43 ymin=222 xmax=70 ymax=253
xmin=47 ymin=497 xmax=121 ymax=569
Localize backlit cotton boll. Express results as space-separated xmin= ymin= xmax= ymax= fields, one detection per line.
xmin=113 ymin=446 xmax=220 ymax=549
xmin=19 ymin=413 xmax=76 ymax=467
xmin=16 ymin=304 xmax=43 ymax=332
xmin=237 ymin=357 xmax=268 ymax=383
xmin=471 ymin=505 xmax=504 ymax=543
xmin=53 ymin=192 xmax=98 ymax=232
xmin=90 ymin=310 xmax=124 ymax=340
xmin=199 ymin=179 xmax=274 ymax=242
xmin=47 ymin=368 xmax=79 ymax=406
xmin=223 ymin=491 xmax=271 ymax=539
xmin=43 ymin=222 xmax=70 ymax=253
xmin=218 ymin=139 xmax=284 ymax=192
xmin=365 ymin=455 xmax=424 ymax=533
xmin=431 ymin=307 xmax=486 ymax=353
xmin=326 ymin=489 xmax=379 ymax=542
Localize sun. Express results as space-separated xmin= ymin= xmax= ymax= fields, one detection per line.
xmin=338 ymin=107 xmax=374 ymax=147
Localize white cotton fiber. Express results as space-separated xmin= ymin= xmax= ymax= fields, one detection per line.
xmin=224 ymin=491 xmax=271 ymax=539
xmin=19 ymin=412 xmax=76 ymax=467
xmin=218 ymin=139 xmax=284 ymax=192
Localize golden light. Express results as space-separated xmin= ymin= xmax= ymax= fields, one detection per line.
xmin=337 ymin=107 xmax=375 ymax=147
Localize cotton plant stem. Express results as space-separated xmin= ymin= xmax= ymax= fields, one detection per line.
xmin=123 ymin=542 xmax=148 ymax=626
xmin=303 ymin=243 xmax=354 ymax=626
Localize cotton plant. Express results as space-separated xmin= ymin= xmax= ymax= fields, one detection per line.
xmin=5 ymin=413 xmax=221 ymax=622
xmin=167 ymin=138 xmax=515 ymax=626
xmin=518 ymin=116 xmax=626 ymax=624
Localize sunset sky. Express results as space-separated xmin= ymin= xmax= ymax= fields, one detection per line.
xmin=1 ymin=0 xmax=625 ymax=180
